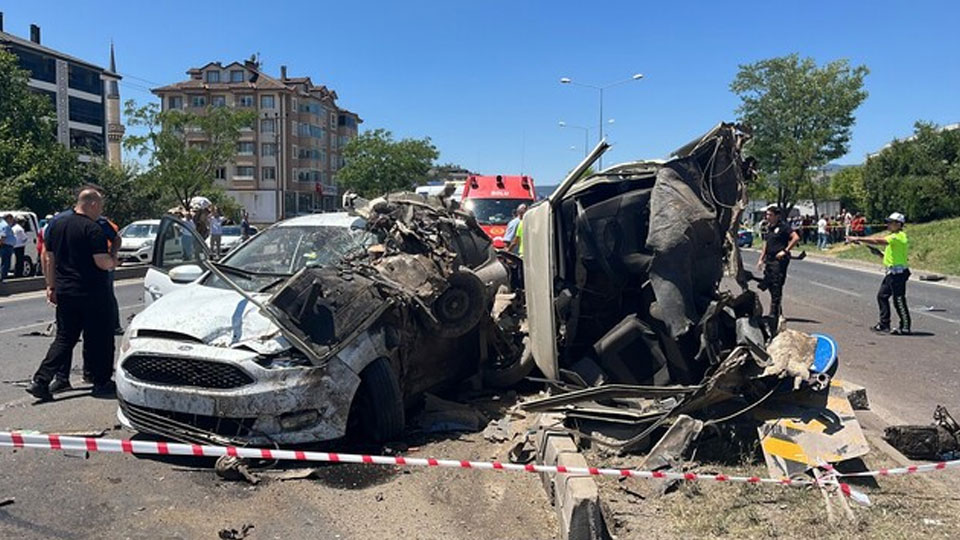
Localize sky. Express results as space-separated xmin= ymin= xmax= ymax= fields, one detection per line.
xmin=2 ymin=0 xmax=959 ymax=184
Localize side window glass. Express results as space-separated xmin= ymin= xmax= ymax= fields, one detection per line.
xmin=155 ymin=218 xmax=207 ymax=270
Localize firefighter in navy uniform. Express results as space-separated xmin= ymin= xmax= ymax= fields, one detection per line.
xmin=756 ymin=206 xmax=801 ymax=319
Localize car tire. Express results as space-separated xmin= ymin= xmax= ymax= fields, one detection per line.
xmin=350 ymin=357 xmax=405 ymax=443
xmin=483 ymin=336 xmax=535 ymax=388
xmin=428 ymin=270 xmax=486 ymax=338
xmin=22 ymin=256 xmax=35 ymax=277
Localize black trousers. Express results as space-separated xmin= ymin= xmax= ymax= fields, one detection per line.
xmin=878 ymin=271 xmax=911 ymax=330
xmin=13 ymin=246 xmax=25 ymax=277
xmin=34 ymin=294 xmax=115 ymax=385
xmin=763 ymin=258 xmax=790 ymax=318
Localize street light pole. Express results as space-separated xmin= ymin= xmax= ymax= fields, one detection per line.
xmin=558 ymin=121 xmax=590 ymax=157
xmin=561 ymin=73 xmax=643 ymax=169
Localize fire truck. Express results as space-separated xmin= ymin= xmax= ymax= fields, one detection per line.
xmin=461 ymin=175 xmax=536 ymax=248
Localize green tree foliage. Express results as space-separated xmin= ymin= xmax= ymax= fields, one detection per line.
xmin=86 ymin=162 xmax=165 ymax=226
xmin=337 ymin=129 xmax=439 ymax=197
xmin=863 ymin=122 xmax=960 ymax=222
xmin=123 ymin=100 xmax=256 ymax=210
xmin=731 ymin=54 xmax=868 ymax=211
xmin=830 ymin=165 xmax=867 ymax=212
xmin=0 ymin=49 xmax=87 ymax=215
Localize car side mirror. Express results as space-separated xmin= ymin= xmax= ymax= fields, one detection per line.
xmin=169 ymin=264 xmax=204 ymax=284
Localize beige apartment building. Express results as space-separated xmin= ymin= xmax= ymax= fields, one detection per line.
xmin=153 ymin=60 xmax=361 ymax=223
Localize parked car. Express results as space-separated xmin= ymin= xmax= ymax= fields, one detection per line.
xmin=208 ymin=224 xmax=258 ymax=255
xmin=0 ymin=210 xmax=40 ymax=276
xmin=117 ymin=220 xmax=161 ymax=265
xmin=118 ymin=201 xmax=526 ymax=447
xmin=737 ymin=228 xmax=754 ymax=247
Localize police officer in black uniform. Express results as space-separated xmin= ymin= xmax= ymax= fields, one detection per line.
xmin=756 ymin=205 xmax=800 ymax=319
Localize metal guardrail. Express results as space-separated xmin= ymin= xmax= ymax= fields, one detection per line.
xmin=0 ymin=265 xmax=148 ymax=296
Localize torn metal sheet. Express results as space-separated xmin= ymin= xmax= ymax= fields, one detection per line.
xmin=640 ymin=414 xmax=704 ymax=471
xmin=754 ymin=380 xmax=869 ymax=478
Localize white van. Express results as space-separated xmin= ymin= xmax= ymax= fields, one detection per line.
xmin=0 ymin=211 xmax=40 ymax=276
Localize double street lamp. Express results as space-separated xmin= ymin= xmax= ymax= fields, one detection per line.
xmin=560 ymin=73 xmax=643 ymax=168
xmin=559 ymin=119 xmax=615 ymax=157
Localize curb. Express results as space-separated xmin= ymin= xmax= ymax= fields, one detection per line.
xmin=535 ymin=414 xmax=610 ymax=540
xmin=0 ymin=265 xmax=148 ymax=296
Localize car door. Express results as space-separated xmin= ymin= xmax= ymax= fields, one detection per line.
xmin=143 ymin=215 xmax=211 ymax=306
xmin=522 ymin=142 xmax=609 ymax=380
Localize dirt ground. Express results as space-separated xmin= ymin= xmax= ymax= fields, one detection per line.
xmin=593 ymin=435 xmax=960 ymax=540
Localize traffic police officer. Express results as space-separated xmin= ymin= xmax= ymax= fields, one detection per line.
xmin=756 ymin=205 xmax=800 ymax=318
xmin=848 ymin=212 xmax=911 ymax=335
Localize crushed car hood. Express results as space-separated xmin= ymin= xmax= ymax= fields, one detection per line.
xmin=131 ymin=284 xmax=289 ymax=354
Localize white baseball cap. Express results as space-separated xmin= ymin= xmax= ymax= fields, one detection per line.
xmin=885 ymin=212 xmax=906 ymax=223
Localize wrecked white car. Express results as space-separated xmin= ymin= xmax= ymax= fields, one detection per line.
xmin=118 ymin=200 xmax=528 ymax=446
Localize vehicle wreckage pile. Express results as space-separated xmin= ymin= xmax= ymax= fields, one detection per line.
xmin=515 ymin=123 xmax=867 ymax=479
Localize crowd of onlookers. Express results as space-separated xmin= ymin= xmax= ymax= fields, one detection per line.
xmin=752 ymin=208 xmax=872 ymax=251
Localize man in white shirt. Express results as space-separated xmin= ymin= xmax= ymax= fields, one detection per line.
xmin=817 ymin=215 xmax=828 ymax=250
xmin=208 ymin=207 xmax=224 ymax=256
xmin=12 ymin=217 xmax=28 ymax=277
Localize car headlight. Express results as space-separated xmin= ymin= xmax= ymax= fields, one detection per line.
xmin=141 ymin=239 xmax=154 ymax=248
xmin=119 ymin=329 xmax=133 ymax=354
xmin=254 ymin=350 xmax=312 ymax=369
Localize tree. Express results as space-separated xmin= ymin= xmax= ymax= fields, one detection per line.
xmin=863 ymin=122 xmax=960 ymax=222
xmin=85 ymin=162 xmax=165 ymax=226
xmin=731 ymin=54 xmax=868 ymax=211
xmin=337 ymin=129 xmax=438 ymax=197
xmin=830 ymin=166 xmax=867 ymax=212
xmin=123 ymin=100 xmax=256 ymax=210
xmin=0 ymin=49 xmax=87 ymax=215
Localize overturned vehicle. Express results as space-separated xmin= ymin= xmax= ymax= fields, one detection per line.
xmin=117 ymin=197 xmax=529 ymax=446
xmin=521 ymin=124 xmax=867 ymax=476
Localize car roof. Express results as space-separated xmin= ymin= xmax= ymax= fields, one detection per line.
xmin=276 ymin=212 xmax=364 ymax=229
xmin=125 ymin=219 xmax=161 ymax=226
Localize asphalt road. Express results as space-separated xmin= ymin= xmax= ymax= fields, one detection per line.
xmin=745 ymin=250 xmax=960 ymax=425
xmin=0 ymin=280 xmax=555 ymax=539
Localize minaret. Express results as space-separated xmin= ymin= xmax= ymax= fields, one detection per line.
xmin=105 ymin=41 xmax=124 ymax=166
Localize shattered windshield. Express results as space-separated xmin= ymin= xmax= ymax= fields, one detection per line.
xmin=462 ymin=198 xmax=528 ymax=225
xmin=204 ymin=225 xmax=376 ymax=292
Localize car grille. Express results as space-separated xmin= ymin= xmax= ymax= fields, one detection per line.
xmin=122 ymin=355 xmax=254 ymax=389
xmin=119 ymin=400 xmax=256 ymax=445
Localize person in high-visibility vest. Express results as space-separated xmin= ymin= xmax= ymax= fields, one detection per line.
xmin=848 ymin=212 xmax=911 ymax=335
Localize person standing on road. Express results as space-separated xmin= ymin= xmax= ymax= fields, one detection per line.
xmin=209 ymin=206 xmax=224 ymax=256
xmin=503 ymin=204 xmax=527 ymax=254
xmin=0 ymin=214 xmax=15 ymax=282
xmin=848 ymin=212 xmax=911 ymax=335
xmin=816 ymin=214 xmax=829 ymax=250
xmin=12 ymin=217 xmax=28 ymax=277
xmin=240 ymin=210 xmax=252 ymax=242
xmin=26 ymin=189 xmax=119 ymax=402
xmin=756 ymin=206 xmax=800 ymax=319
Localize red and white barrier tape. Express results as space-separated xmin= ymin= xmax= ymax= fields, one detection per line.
xmin=3 ymin=430 xmax=955 ymax=497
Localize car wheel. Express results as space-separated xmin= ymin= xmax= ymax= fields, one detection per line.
xmin=22 ymin=256 xmax=35 ymax=277
xmin=483 ymin=336 xmax=535 ymax=388
xmin=349 ymin=357 xmax=405 ymax=443
xmin=428 ymin=270 xmax=486 ymax=338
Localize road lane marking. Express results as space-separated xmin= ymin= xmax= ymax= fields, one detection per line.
xmin=809 ymin=281 xmax=861 ymax=298
xmin=0 ymin=279 xmax=143 ymax=305
xmin=0 ymin=303 xmax=143 ymax=334
xmin=916 ymin=311 xmax=960 ymax=325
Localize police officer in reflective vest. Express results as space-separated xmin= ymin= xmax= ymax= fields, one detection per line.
xmin=756 ymin=205 xmax=800 ymax=319
xmin=848 ymin=212 xmax=911 ymax=335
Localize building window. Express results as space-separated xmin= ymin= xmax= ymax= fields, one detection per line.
xmin=236 ymin=95 xmax=254 ymax=107
xmin=237 ymin=141 xmax=255 ymax=155
xmin=68 ymin=65 xmax=103 ymax=95
xmin=235 ymin=166 xmax=255 ymax=178
xmin=9 ymin=45 xmax=56 ymax=83
xmin=211 ymin=95 xmax=227 ymax=108
xmin=260 ymin=118 xmax=276 ymax=133
xmin=68 ymin=97 xmax=104 ymax=126
xmin=230 ymin=70 xmax=245 ymax=83
xmin=261 ymin=143 xmax=277 ymax=156
xmin=69 ymin=129 xmax=105 ymax=156
xmin=168 ymin=96 xmax=183 ymax=110
xmin=206 ymin=71 xmax=220 ymax=83
xmin=299 ymin=193 xmax=313 ymax=213
xmin=260 ymin=95 xmax=275 ymax=108
xmin=191 ymin=96 xmax=207 ymax=108
xmin=262 ymin=166 xmax=276 ymax=180
xmin=215 ymin=167 xmax=226 ymax=180
xmin=330 ymin=112 xmax=338 ymax=129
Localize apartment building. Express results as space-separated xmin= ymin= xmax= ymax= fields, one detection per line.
xmin=152 ymin=60 xmax=361 ymax=223
xmin=0 ymin=15 xmax=123 ymax=165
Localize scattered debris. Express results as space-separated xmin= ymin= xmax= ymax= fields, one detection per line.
xmin=214 ymin=456 xmax=261 ymax=485
xmin=884 ymin=405 xmax=960 ymax=460
xmin=218 ymin=524 xmax=255 ymax=540
xmin=0 ymin=497 xmax=14 ymax=508
xmin=418 ymin=394 xmax=487 ymax=434
xmin=482 ymin=417 xmax=512 ymax=443
xmin=919 ymin=274 xmax=946 ymax=282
